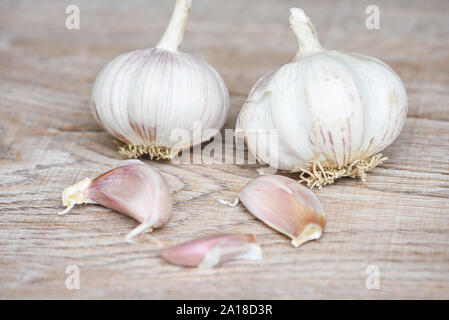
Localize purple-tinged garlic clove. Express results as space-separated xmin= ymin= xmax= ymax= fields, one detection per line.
xmin=239 ymin=175 xmax=325 ymax=247
xmin=161 ymin=234 xmax=262 ymax=268
xmin=59 ymin=160 xmax=172 ymax=238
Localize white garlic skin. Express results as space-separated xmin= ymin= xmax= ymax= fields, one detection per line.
xmin=236 ymin=8 xmax=408 ymax=172
xmin=91 ymin=49 xmax=229 ymax=150
xmin=90 ymin=0 xmax=229 ymax=157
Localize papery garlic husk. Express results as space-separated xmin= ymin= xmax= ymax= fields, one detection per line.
xmin=239 ymin=175 xmax=325 ymax=247
xmin=236 ymin=8 xmax=408 ymax=188
xmin=59 ymin=160 xmax=172 ymax=238
xmin=91 ymin=0 xmax=229 ymax=160
xmin=161 ymin=234 xmax=262 ymax=268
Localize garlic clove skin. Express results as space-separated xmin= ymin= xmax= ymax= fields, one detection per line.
xmin=239 ymin=175 xmax=325 ymax=247
xmin=59 ymin=160 xmax=172 ymax=238
xmin=91 ymin=0 xmax=229 ymax=160
xmin=160 ymin=234 xmax=262 ymax=268
xmin=236 ymin=8 xmax=407 ymax=188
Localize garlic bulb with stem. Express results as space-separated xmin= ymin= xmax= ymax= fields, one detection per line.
xmin=236 ymin=8 xmax=408 ymax=188
xmin=91 ymin=0 xmax=229 ymax=160
xmin=239 ymin=175 xmax=325 ymax=247
xmin=59 ymin=160 xmax=172 ymax=239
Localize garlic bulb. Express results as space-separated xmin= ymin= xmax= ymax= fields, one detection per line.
xmin=161 ymin=234 xmax=262 ymax=268
xmin=59 ymin=160 xmax=172 ymax=238
xmin=236 ymin=8 xmax=408 ymax=188
xmin=239 ymin=175 xmax=325 ymax=247
xmin=91 ymin=0 xmax=229 ymax=159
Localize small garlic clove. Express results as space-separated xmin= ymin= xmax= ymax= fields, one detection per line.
xmin=160 ymin=234 xmax=262 ymax=268
xmin=59 ymin=160 xmax=172 ymax=238
xmin=239 ymin=175 xmax=325 ymax=247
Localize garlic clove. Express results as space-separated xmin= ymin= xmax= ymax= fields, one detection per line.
xmin=239 ymin=175 xmax=325 ymax=247
xmin=59 ymin=160 xmax=172 ymax=238
xmin=160 ymin=234 xmax=262 ymax=268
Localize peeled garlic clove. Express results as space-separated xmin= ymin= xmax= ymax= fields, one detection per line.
xmin=59 ymin=160 xmax=172 ymax=238
xmin=236 ymin=8 xmax=407 ymax=188
xmin=239 ymin=175 xmax=325 ymax=247
xmin=91 ymin=0 xmax=229 ymax=160
xmin=161 ymin=234 xmax=262 ymax=268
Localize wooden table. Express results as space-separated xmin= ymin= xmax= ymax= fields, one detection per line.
xmin=1 ymin=0 xmax=448 ymax=299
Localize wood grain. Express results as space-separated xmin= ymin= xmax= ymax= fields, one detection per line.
xmin=0 ymin=0 xmax=448 ymax=299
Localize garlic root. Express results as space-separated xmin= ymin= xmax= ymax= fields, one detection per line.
xmin=116 ymin=141 xmax=174 ymax=160
xmin=297 ymin=154 xmax=387 ymax=189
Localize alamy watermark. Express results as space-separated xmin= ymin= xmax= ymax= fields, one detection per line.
xmin=162 ymin=121 xmax=279 ymax=172
xmin=365 ymin=5 xmax=380 ymax=30
xmin=65 ymin=265 xmax=80 ymax=290
xmin=65 ymin=5 xmax=80 ymax=30
xmin=365 ymin=265 xmax=380 ymax=290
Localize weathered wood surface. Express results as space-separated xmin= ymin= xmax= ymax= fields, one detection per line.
xmin=0 ymin=0 xmax=448 ymax=299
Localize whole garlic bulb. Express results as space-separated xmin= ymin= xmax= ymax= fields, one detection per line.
xmin=236 ymin=8 xmax=408 ymax=188
xmin=91 ymin=0 xmax=229 ymax=159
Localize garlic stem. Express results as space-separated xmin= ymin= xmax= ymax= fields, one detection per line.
xmin=290 ymin=8 xmax=323 ymax=58
xmin=157 ymin=0 xmax=192 ymax=52
xmin=126 ymin=221 xmax=154 ymax=239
